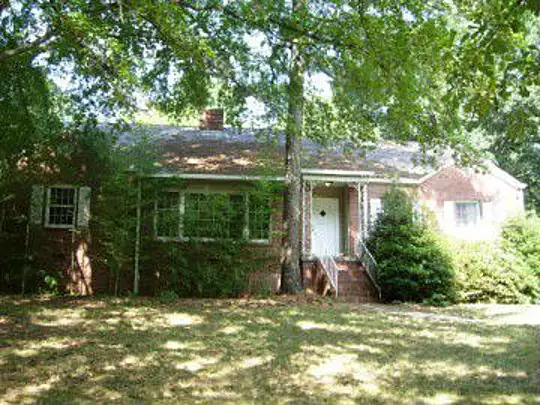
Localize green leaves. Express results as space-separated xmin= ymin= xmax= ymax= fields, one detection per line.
xmin=367 ymin=186 xmax=456 ymax=303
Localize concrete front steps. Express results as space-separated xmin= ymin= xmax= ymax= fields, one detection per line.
xmin=335 ymin=260 xmax=379 ymax=302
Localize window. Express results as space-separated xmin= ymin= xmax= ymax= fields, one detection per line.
xmin=155 ymin=191 xmax=181 ymax=238
xmin=369 ymin=198 xmax=382 ymax=228
xmin=184 ymin=193 xmax=245 ymax=239
xmin=46 ymin=187 xmax=76 ymax=227
xmin=455 ymin=201 xmax=482 ymax=227
xmin=154 ymin=191 xmax=272 ymax=242
xmin=248 ymin=194 xmax=271 ymax=240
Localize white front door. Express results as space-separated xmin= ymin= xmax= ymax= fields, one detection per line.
xmin=311 ymin=197 xmax=341 ymax=257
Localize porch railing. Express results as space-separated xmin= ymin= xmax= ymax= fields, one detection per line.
xmin=357 ymin=240 xmax=382 ymax=300
xmin=317 ymin=255 xmax=339 ymax=297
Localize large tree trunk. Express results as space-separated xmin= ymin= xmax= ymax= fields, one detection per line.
xmin=280 ymin=0 xmax=305 ymax=294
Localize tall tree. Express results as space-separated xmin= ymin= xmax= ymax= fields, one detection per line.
xmin=280 ymin=0 xmax=306 ymax=293
xmin=2 ymin=0 xmax=538 ymax=292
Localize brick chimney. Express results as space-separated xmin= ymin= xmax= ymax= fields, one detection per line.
xmin=199 ymin=108 xmax=224 ymax=131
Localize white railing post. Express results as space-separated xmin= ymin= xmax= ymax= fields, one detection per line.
xmin=319 ymin=254 xmax=339 ymax=297
xmin=357 ymin=240 xmax=381 ymax=299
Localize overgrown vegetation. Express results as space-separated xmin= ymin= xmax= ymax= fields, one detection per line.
xmin=451 ymin=241 xmax=540 ymax=304
xmin=154 ymin=242 xmax=253 ymax=298
xmin=141 ymin=181 xmax=281 ymax=298
xmin=450 ymin=214 xmax=540 ymax=304
xmin=501 ymin=212 xmax=540 ymax=277
xmin=366 ymin=187 xmax=456 ymax=304
xmin=368 ymin=187 xmax=540 ymax=304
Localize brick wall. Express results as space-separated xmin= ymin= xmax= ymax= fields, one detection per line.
xmin=32 ymin=228 xmax=94 ymax=295
xmin=419 ymin=166 xmax=524 ymax=239
xmin=347 ymin=185 xmax=359 ymax=255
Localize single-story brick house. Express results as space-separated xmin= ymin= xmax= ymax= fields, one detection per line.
xmin=23 ymin=110 xmax=526 ymax=298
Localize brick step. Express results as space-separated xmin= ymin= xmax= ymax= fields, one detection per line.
xmin=339 ymin=276 xmax=372 ymax=283
xmin=335 ymin=262 xmax=379 ymax=301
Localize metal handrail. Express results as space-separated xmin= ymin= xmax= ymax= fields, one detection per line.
xmin=317 ymin=255 xmax=339 ymax=297
xmin=357 ymin=240 xmax=382 ymax=299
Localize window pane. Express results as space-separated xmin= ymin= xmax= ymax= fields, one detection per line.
xmin=48 ymin=188 xmax=76 ymax=226
xmin=157 ymin=192 xmax=179 ymax=209
xmin=230 ymin=194 xmax=246 ymax=239
xmin=50 ymin=187 xmax=75 ymax=206
xmin=156 ymin=210 xmax=180 ymax=238
xmin=184 ymin=193 xmax=245 ymax=239
xmin=48 ymin=206 xmax=75 ymax=225
xmin=455 ymin=202 xmax=481 ymax=227
xmin=249 ymin=194 xmax=271 ymax=240
xmin=155 ymin=192 xmax=180 ymax=237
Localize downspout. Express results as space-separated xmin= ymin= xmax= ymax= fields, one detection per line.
xmin=133 ymin=178 xmax=142 ymax=295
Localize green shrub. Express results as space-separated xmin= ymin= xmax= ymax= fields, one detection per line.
xmin=38 ymin=270 xmax=62 ymax=295
xmin=367 ymin=187 xmax=456 ymax=304
xmin=451 ymin=241 xmax=540 ymax=304
xmin=502 ymin=213 xmax=540 ymax=277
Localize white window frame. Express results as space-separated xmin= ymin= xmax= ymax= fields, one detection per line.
xmin=369 ymin=198 xmax=382 ymax=230
xmin=153 ymin=189 xmax=271 ymax=244
xmin=183 ymin=190 xmax=246 ymax=241
xmin=454 ymin=201 xmax=482 ymax=228
xmin=246 ymin=194 xmax=272 ymax=244
xmin=44 ymin=186 xmax=78 ymax=229
xmin=154 ymin=190 xmax=183 ymax=240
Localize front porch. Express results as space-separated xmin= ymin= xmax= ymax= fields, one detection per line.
xmin=300 ymin=180 xmax=380 ymax=301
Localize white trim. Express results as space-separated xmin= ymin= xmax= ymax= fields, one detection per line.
xmin=369 ymin=198 xmax=382 ymax=230
xmin=155 ymin=236 xmax=270 ymax=245
xmin=44 ymin=186 xmax=78 ymax=229
xmin=365 ymin=177 xmax=420 ymax=185
xmin=302 ymin=169 xmax=375 ymax=176
xmin=148 ymin=172 xmax=425 ymax=185
xmin=486 ymin=161 xmax=527 ymax=189
xmin=416 ymin=160 xmax=527 ymax=190
xmin=149 ymin=173 xmax=285 ymax=181
xmin=153 ymin=189 xmax=271 ymax=244
xmin=362 ymin=183 xmax=369 ymax=240
xmin=153 ymin=190 xmax=182 ymax=239
xmin=303 ymin=175 xmax=421 ymax=184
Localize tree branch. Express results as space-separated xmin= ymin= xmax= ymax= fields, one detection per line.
xmin=0 ymin=30 xmax=56 ymax=62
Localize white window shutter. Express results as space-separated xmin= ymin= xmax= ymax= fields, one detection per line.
xmin=77 ymin=187 xmax=91 ymax=228
xmin=443 ymin=201 xmax=455 ymax=232
xmin=30 ymin=185 xmax=44 ymax=225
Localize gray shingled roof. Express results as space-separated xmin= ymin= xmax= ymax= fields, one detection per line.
xmin=117 ymin=125 xmax=450 ymax=178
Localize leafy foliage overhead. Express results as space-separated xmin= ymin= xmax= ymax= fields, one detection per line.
xmin=1 ymin=0 xmax=537 ymax=157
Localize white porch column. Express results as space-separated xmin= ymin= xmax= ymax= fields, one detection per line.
xmin=361 ymin=183 xmax=369 ymax=240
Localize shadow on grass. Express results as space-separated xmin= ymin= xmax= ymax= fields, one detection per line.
xmin=0 ymin=296 xmax=539 ymax=404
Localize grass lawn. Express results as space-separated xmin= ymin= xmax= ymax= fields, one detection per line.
xmin=1 ymin=296 xmax=539 ymax=404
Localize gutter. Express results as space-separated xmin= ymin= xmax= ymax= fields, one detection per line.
xmin=146 ymin=172 xmax=424 ymax=185
xmin=148 ymin=173 xmax=285 ymax=181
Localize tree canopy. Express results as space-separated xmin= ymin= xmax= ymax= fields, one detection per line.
xmin=2 ymin=1 xmax=537 ymax=145
xmin=1 ymin=0 xmax=539 ymax=292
